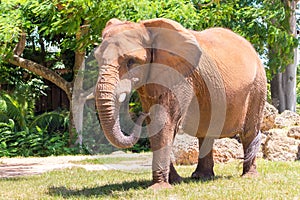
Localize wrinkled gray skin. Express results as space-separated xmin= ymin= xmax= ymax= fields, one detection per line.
xmin=94 ymin=18 xmax=267 ymax=189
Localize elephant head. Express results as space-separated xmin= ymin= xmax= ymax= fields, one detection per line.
xmin=94 ymin=18 xmax=202 ymax=149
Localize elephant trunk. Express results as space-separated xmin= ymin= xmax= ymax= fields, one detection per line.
xmin=95 ymin=65 xmax=147 ymax=148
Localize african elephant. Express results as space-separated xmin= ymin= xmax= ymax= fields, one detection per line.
xmin=94 ymin=18 xmax=267 ymax=189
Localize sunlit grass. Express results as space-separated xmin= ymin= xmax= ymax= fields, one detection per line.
xmin=0 ymin=159 xmax=299 ymax=199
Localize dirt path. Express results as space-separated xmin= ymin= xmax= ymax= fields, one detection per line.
xmin=0 ymin=152 xmax=152 ymax=178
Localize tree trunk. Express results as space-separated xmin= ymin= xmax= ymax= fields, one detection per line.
xmin=282 ymin=48 xmax=297 ymax=112
xmin=271 ymin=0 xmax=298 ymax=113
xmin=7 ymin=21 xmax=92 ymax=147
xmin=271 ymin=73 xmax=286 ymax=113
xmin=282 ymin=0 xmax=298 ymax=112
xmin=71 ymin=57 xmax=95 ymax=148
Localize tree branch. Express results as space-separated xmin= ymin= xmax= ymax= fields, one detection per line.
xmin=73 ymin=22 xmax=90 ymax=73
xmin=9 ymin=55 xmax=72 ymax=100
xmin=13 ymin=32 xmax=26 ymax=56
xmin=81 ymin=86 xmax=95 ymax=99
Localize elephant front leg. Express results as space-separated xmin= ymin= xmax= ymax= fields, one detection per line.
xmin=148 ymin=125 xmax=175 ymax=189
xmin=192 ymin=137 xmax=215 ymax=180
xmin=150 ymin=141 xmax=173 ymax=189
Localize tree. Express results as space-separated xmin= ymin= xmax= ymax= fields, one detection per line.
xmin=270 ymin=0 xmax=299 ymax=113
xmin=0 ymin=0 xmax=200 ymax=146
xmin=1 ymin=0 xmax=298 ymax=149
xmin=191 ymin=0 xmax=299 ymax=113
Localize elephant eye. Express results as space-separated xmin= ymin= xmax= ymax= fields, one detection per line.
xmin=126 ymin=58 xmax=135 ymax=68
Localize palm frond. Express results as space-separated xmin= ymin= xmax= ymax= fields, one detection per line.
xmin=29 ymin=111 xmax=68 ymax=133
xmin=0 ymin=93 xmax=27 ymax=130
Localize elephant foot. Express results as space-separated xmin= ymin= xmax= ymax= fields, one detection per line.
xmin=242 ymin=165 xmax=259 ymax=178
xmin=242 ymin=171 xmax=259 ymax=178
xmin=169 ymin=173 xmax=182 ymax=184
xmin=191 ymin=171 xmax=215 ymax=180
xmin=242 ymin=155 xmax=258 ymax=178
xmin=148 ymin=182 xmax=172 ymax=190
xmin=169 ymin=163 xmax=182 ymax=184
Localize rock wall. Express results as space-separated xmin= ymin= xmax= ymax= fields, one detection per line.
xmin=172 ymin=102 xmax=300 ymax=165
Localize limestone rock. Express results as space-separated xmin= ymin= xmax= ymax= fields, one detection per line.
xmin=275 ymin=110 xmax=300 ymax=128
xmin=213 ymin=138 xmax=243 ymax=163
xmin=262 ymin=129 xmax=300 ymax=161
xmin=171 ymin=107 xmax=300 ymax=165
xmin=261 ymin=102 xmax=278 ymax=131
xmin=171 ymin=134 xmax=244 ymax=165
xmin=171 ymin=133 xmax=198 ymax=165
xmin=287 ymin=126 xmax=300 ymax=139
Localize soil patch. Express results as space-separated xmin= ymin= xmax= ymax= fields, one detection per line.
xmin=0 ymin=152 xmax=152 ymax=178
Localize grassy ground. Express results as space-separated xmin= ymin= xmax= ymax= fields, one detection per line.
xmin=0 ymin=159 xmax=299 ymax=199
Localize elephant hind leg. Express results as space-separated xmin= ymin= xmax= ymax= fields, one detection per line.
xmin=240 ymin=85 xmax=265 ymax=176
xmin=241 ymin=131 xmax=261 ymax=176
xmin=191 ymin=137 xmax=215 ymax=180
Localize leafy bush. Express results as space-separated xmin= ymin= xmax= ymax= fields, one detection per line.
xmin=0 ymin=91 xmax=79 ymax=157
xmin=0 ymin=119 xmax=77 ymax=157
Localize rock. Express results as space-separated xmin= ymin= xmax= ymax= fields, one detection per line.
xmin=171 ymin=134 xmax=244 ymax=165
xmin=171 ymin=133 xmax=199 ymax=165
xmin=287 ymin=126 xmax=300 ymax=139
xmin=262 ymin=129 xmax=300 ymax=161
xmin=261 ymin=102 xmax=278 ymax=131
xmin=275 ymin=110 xmax=300 ymax=128
xmin=213 ymin=138 xmax=243 ymax=163
xmin=171 ymin=106 xmax=300 ymax=165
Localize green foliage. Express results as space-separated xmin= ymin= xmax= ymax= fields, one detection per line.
xmin=0 ymin=91 xmax=78 ymax=157
xmin=0 ymin=0 xmax=299 ymax=154
xmin=0 ymin=77 xmax=46 ymax=130
xmin=0 ymin=0 xmax=24 ymax=61
xmin=0 ymin=120 xmax=76 ymax=157
xmin=0 ymin=112 xmax=77 ymax=157
xmin=2 ymin=0 xmax=297 ymax=78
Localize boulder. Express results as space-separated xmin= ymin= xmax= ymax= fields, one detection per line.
xmin=171 ymin=104 xmax=300 ymax=165
xmin=262 ymin=129 xmax=300 ymax=161
xmin=287 ymin=126 xmax=300 ymax=140
xmin=275 ymin=110 xmax=300 ymax=128
xmin=171 ymin=133 xmax=198 ymax=165
xmin=213 ymin=138 xmax=243 ymax=163
xmin=261 ymin=102 xmax=278 ymax=131
xmin=171 ymin=134 xmax=244 ymax=165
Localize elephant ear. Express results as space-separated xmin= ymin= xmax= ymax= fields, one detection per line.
xmin=102 ymin=18 xmax=123 ymax=39
xmin=141 ymin=18 xmax=202 ymax=72
xmin=106 ymin=18 xmax=123 ymax=27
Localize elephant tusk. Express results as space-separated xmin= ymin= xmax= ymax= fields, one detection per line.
xmin=118 ymin=92 xmax=127 ymax=103
xmin=132 ymin=77 xmax=139 ymax=83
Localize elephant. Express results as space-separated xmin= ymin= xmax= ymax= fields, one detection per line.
xmin=94 ymin=18 xmax=267 ymax=189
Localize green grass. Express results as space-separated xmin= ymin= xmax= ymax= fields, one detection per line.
xmin=1 ymin=159 xmax=300 ymax=199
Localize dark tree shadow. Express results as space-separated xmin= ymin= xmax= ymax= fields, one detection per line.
xmin=181 ymin=175 xmax=234 ymax=184
xmin=48 ymin=175 xmax=234 ymax=198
